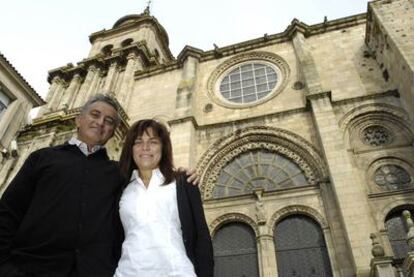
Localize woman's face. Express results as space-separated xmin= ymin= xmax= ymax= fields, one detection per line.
xmin=132 ymin=128 xmax=162 ymax=172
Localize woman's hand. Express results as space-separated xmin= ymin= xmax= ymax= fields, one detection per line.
xmin=177 ymin=167 xmax=199 ymax=185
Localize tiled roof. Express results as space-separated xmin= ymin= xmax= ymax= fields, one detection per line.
xmin=0 ymin=51 xmax=45 ymax=106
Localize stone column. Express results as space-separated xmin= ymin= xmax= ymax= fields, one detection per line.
xmin=75 ymin=65 xmax=98 ymax=107
xmin=38 ymin=76 xmax=62 ymax=115
xmin=86 ymin=66 xmax=101 ymax=98
xmin=48 ymin=78 xmax=66 ymax=111
xmin=102 ymin=60 xmax=119 ymax=94
xmin=59 ymin=73 xmax=82 ymax=110
xmin=175 ymin=55 xmax=198 ymax=117
xmin=118 ymin=52 xmax=141 ymax=107
xmin=257 ymin=232 xmax=278 ymax=277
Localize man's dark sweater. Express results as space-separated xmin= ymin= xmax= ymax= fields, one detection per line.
xmin=0 ymin=144 xmax=124 ymax=277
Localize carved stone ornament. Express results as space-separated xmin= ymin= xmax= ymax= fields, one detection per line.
xmin=206 ymin=51 xmax=290 ymax=109
xmin=361 ymin=125 xmax=393 ymax=146
xmin=197 ymin=126 xmax=328 ymax=199
xmin=403 ymin=210 xmax=414 ymax=250
xmin=370 ymin=233 xmax=385 ymax=258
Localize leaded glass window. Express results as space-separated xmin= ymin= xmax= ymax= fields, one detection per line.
xmin=274 ymin=215 xmax=333 ymax=277
xmin=374 ymin=165 xmax=412 ymax=190
xmin=213 ymin=223 xmax=259 ymax=277
xmin=219 ymin=63 xmax=277 ymax=104
xmin=385 ymin=209 xmax=413 ymax=261
xmin=213 ymin=150 xmax=308 ymax=198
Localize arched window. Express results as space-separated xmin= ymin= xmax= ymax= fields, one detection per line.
xmin=121 ymin=38 xmax=133 ymax=47
xmin=274 ymin=215 xmax=333 ymax=277
xmin=101 ymin=44 xmax=113 ymax=56
xmin=385 ymin=207 xmax=414 ymax=261
xmin=214 ymin=150 xmax=307 ymax=198
xmin=213 ymin=222 xmax=259 ymax=277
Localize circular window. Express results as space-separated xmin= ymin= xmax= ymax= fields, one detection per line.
xmin=219 ymin=63 xmax=277 ymax=104
xmin=207 ymin=52 xmax=290 ymax=108
xmin=361 ymin=125 xmax=393 ymax=146
xmin=374 ymin=165 xmax=411 ymax=190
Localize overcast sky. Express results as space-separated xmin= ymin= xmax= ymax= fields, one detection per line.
xmin=1 ymin=0 xmax=369 ymax=99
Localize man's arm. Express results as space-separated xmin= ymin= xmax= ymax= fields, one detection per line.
xmin=0 ymin=152 xmax=39 ymax=264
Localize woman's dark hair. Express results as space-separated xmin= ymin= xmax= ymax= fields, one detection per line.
xmin=119 ymin=119 xmax=175 ymax=185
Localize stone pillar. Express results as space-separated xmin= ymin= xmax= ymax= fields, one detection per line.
xmin=118 ymin=52 xmax=141 ymax=107
xmin=86 ymin=66 xmax=101 ymax=98
xmin=102 ymin=61 xmax=119 ymax=94
xmin=309 ymin=93 xmax=377 ymax=274
xmin=257 ymin=232 xmax=278 ymax=277
xmin=175 ymin=55 xmax=198 ymax=117
xmin=75 ymin=65 xmax=98 ymax=107
xmin=38 ymin=76 xmax=62 ymax=115
xmin=169 ymin=118 xmax=197 ymax=168
xmin=60 ymin=73 xmax=82 ymax=110
xmin=48 ymin=78 xmax=66 ymax=111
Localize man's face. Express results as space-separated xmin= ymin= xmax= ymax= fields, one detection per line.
xmin=75 ymin=101 xmax=118 ymax=147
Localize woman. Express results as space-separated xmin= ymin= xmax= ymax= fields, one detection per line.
xmin=114 ymin=119 xmax=214 ymax=277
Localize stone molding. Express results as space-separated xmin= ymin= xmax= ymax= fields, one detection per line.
xmin=197 ymin=126 xmax=328 ymax=199
xmin=269 ymin=204 xmax=328 ymax=232
xmin=209 ymin=212 xmax=258 ymax=236
xmin=339 ymin=103 xmax=411 ymax=132
xmin=206 ymin=51 xmax=290 ymax=109
xmin=377 ymin=200 xmax=414 ymax=231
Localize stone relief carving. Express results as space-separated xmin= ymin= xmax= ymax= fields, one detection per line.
xmin=361 ymin=125 xmax=393 ymax=146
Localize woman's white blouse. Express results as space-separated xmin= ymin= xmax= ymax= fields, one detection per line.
xmin=114 ymin=169 xmax=196 ymax=277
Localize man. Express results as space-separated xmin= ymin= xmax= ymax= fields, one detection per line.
xmin=0 ymin=94 xmax=198 ymax=277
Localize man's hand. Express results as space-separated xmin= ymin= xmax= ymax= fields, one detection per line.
xmin=177 ymin=167 xmax=199 ymax=185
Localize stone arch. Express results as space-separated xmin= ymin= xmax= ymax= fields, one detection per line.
xmin=269 ymin=205 xmax=328 ymax=232
xmin=339 ymin=103 xmax=410 ymax=131
xmin=197 ymin=126 xmax=328 ymax=199
xmin=339 ymin=103 xmax=413 ymax=149
xmin=209 ymin=213 xmax=258 ymax=237
xmin=377 ymin=200 xmax=414 ymax=230
xmin=366 ymin=156 xmax=414 ymax=193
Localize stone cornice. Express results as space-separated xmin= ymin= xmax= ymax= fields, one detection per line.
xmin=135 ymin=13 xmax=367 ymax=81
xmin=0 ymin=52 xmax=44 ymax=106
xmin=176 ymin=46 xmax=204 ymax=64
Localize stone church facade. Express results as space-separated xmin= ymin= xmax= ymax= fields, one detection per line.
xmin=1 ymin=0 xmax=414 ymax=276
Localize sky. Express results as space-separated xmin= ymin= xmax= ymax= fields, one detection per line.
xmin=1 ymin=0 xmax=370 ymax=100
